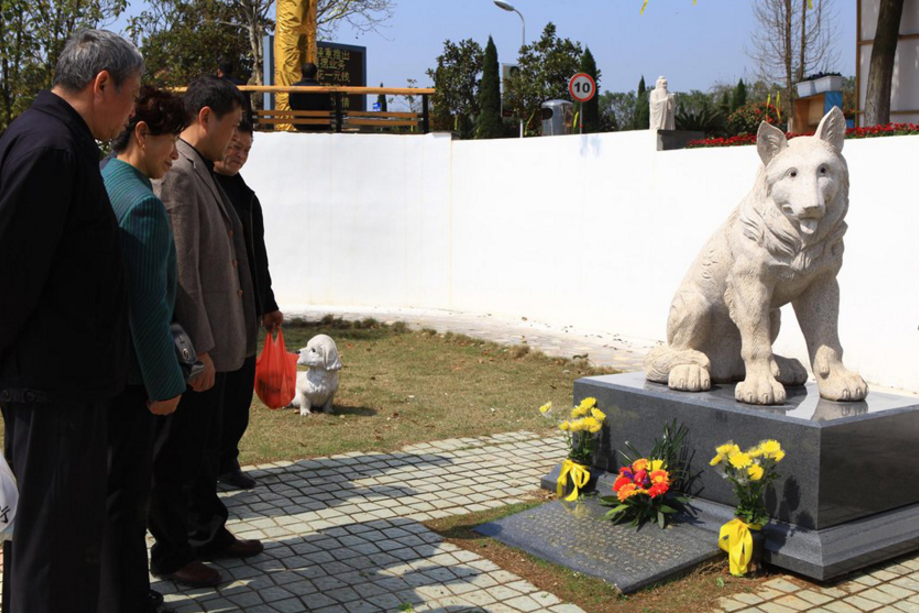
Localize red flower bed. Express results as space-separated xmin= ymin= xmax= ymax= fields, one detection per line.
xmin=687 ymin=123 xmax=919 ymax=149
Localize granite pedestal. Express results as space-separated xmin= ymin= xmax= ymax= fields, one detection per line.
xmin=540 ymin=372 xmax=919 ymax=581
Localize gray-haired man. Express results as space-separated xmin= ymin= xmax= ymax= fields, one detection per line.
xmin=0 ymin=30 xmax=142 ymax=613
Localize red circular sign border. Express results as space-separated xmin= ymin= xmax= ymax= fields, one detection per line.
xmin=568 ymin=72 xmax=597 ymax=103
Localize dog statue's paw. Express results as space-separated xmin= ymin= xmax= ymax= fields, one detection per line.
xmin=817 ymin=366 xmax=868 ymax=402
xmin=772 ymin=355 xmax=808 ymax=386
xmin=736 ymin=372 xmax=786 ymax=405
xmin=667 ymin=364 xmax=711 ymax=392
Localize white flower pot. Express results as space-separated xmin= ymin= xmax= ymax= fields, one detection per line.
xmin=796 ymin=80 xmax=816 ymax=98
xmin=813 ymin=75 xmax=844 ymax=95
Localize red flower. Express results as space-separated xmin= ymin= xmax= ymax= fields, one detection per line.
xmin=613 ymin=476 xmax=631 ymax=492
xmin=648 ymin=482 xmax=669 ymax=498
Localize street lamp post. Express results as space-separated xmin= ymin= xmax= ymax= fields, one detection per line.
xmin=493 ymin=0 xmax=526 ymax=138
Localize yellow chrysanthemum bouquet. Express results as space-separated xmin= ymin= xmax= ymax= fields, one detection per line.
xmin=711 ymin=439 xmax=785 ymax=526
xmin=711 ymin=439 xmax=785 ymax=575
xmin=538 ymin=398 xmax=606 ymax=500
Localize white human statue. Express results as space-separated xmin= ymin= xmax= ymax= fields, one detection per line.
xmin=649 ymin=76 xmax=676 ymax=130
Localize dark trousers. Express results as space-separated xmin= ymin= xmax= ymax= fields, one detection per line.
xmin=1 ymin=400 xmax=108 ymax=613
xmin=148 ymin=374 xmax=234 ymax=575
xmin=99 ymin=386 xmax=157 ymax=613
xmin=219 ymin=355 xmax=256 ymax=475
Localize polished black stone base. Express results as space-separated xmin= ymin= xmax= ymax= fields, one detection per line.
xmin=539 ymin=372 xmax=919 ymax=581
xmin=540 ymin=465 xmax=919 ymax=581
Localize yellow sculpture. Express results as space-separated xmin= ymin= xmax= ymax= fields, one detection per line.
xmin=275 ymin=0 xmax=318 ymax=130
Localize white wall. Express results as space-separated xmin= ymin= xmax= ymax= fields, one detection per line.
xmin=245 ymin=130 xmax=919 ymax=393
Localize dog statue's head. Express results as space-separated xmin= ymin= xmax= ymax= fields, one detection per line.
xmin=297 ymin=334 xmax=342 ymax=371
xmin=756 ymin=107 xmax=848 ymax=239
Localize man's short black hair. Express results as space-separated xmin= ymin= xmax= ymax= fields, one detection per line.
xmin=184 ymin=75 xmax=245 ymax=120
xmin=236 ymin=119 xmax=254 ymax=136
xmin=301 ymin=62 xmax=319 ymax=80
xmin=217 ymin=58 xmax=234 ymax=76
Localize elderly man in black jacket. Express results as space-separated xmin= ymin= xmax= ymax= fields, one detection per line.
xmin=0 ymin=30 xmax=142 ymax=613
xmin=214 ymin=120 xmax=283 ymax=490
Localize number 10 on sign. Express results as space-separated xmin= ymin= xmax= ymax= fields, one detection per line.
xmin=568 ymin=72 xmax=596 ymax=134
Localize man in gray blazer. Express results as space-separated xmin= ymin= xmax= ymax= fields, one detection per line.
xmin=150 ymin=76 xmax=261 ymax=588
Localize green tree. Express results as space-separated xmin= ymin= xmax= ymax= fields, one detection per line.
xmin=504 ymin=23 xmax=583 ymax=135
xmin=128 ymin=0 xmax=261 ymax=88
xmin=425 ymin=38 xmax=483 ymax=138
xmin=633 ymin=75 xmax=650 ymax=130
xmin=719 ymin=91 xmax=731 ymax=118
xmin=475 ymin=36 xmax=502 ymax=140
xmin=598 ymin=90 xmax=636 ymax=131
xmin=731 ymin=78 xmax=747 ymax=112
xmin=578 ymin=47 xmax=600 ymax=133
xmin=0 ymin=0 xmax=126 ymax=132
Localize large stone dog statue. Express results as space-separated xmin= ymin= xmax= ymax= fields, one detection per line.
xmin=644 ymin=107 xmax=868 ymax=405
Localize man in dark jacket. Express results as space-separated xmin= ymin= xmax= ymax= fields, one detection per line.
xmin=214 ymin=120 xmax=282 ymax=489
xmin=288 ymin=62 xmax=333 ymax=132
xmin=149 ymin=76 xmax=262 ymax=589
xmin=0 ymin=29 xmax=142 ymax=613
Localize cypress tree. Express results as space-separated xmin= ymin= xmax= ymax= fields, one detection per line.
xmin=579 ymin=47 xmax=600 ymax=133
xmin=634 ymin=75 xmax=650 ymax=130
xmin=475 ymin=36 xmax=503 ymax=139
xmin=377 ymin=82 xmax=388 ymax=112
xmin=719 ymin=91 xmax=731 ymax=118
xmin=731 ymin=78 xmax=747 ymax=112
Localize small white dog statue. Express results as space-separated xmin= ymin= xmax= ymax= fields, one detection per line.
xmin=291 ymin=334 xmax=342 ymax=416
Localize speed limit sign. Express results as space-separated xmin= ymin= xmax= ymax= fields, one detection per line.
xmin=568 ymin=73 xmax=596 ymax=103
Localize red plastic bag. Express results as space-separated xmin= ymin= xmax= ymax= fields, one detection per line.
xmin=254 ymin=328 xmax=298 ymax=409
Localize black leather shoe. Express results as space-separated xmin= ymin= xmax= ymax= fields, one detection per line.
xmin=205 ymin=537 xmax=264 ymax=560
xmin=147 ymin=589 xmax=164 ymax=608
xmin=155 ymin=560 xmax=221 ymax=588
xmin=144 ymin=589 xmax=173 ymax=613
xmin=218 ymin=468 xmax=256 ymax=490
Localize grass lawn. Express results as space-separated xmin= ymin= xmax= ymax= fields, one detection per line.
xmin=240 ymin=316 xmax=618 ymax=465
xmin=424 ymin=495 xmax=776 ymax=613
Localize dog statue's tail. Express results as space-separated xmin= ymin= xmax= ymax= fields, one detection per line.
xmin=643 ymin=345 xmax=711 ymax=383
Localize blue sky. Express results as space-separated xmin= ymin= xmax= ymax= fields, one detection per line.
xmin=113 ymin=0 xmax=857 ymax=94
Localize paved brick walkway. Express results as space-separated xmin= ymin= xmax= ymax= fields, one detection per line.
xmin=153 ymin=432 xmax=588 ymax=612
xmin=714 ymin=570 xmax=919 ymax=612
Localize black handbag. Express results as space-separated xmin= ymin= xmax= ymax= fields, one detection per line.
xmin=171 ymin=323 xmax=206 ymax=383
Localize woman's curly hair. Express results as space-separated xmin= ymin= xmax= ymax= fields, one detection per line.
xmin=111 ymin=85 xmax=188 ymax=152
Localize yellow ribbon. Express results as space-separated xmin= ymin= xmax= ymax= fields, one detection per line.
xmin=557 ymin=459 xmax=590 ymax=502
xmin=719 ymin=518 xmax=762 ymax=576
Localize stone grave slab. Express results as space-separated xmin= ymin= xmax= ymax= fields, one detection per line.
xmin=475 ymin=498 xmax=720 ymax=594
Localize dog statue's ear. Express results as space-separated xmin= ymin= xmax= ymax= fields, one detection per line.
xmin=815 ymin=106 xmax=846 ymax=152
xmin=325 ymin=346 xmax=342 ymax=371
xmin=757 ymin=121 xmax=788 ymax=166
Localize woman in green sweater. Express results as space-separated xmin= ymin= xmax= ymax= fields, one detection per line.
xmin=100 ymin=86 xmax=188 ymax=613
